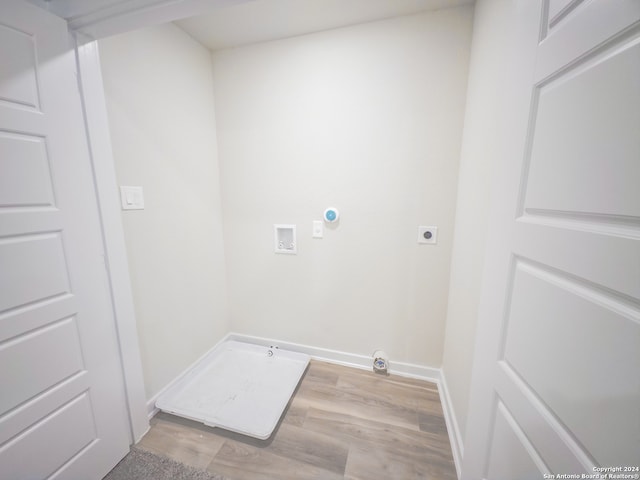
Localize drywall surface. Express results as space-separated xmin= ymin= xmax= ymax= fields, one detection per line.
xmin=442 ymin=0 xmax=510 ymax=444
xmin=212 ymin=7 xmax=473 ymax=367
xmin=99 ymin=23 xmax=229 ymax=400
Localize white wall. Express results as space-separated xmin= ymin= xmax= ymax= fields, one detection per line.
xmin=99 ymin=23 xmax=229 ymax=399
xmin=441 ymin=0 xmax=512 ymax=449
xmin=212 ymin=7 xmax=473 ymax=367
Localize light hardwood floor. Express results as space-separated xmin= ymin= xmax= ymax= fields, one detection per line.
xmin=138 ymin=361 xmax=457 ymax=479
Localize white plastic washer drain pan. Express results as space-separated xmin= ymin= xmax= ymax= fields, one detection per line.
xmin=156 ymin=340 xmax=310 ymax=440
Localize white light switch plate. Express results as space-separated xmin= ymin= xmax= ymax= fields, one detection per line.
xmin=312 ymin=221 xmax=323 ymax=238
xmin=120 ymin=186 xmax=145 ymax=210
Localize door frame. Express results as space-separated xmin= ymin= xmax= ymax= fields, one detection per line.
xmin=73 ymin=35 xmax=149 ymax=443
xmin=66 ymin=0 xmax=251 ymax=444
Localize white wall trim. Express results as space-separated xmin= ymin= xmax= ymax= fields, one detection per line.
xmin=439 ymin=370 xmax=464 ymax=479
xmin=226 ymin=333 xmax=442 ymax=382
xmin=74 ymin=36 xmax=149 ymax=443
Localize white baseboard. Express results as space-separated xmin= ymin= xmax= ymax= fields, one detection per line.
xmin=145 ymin=331 xmax=460 ymax=478
xmin=439 ymin=370 xmax=464 ymax=478
xmin=226 ymin=332 xmax=442 ymax=383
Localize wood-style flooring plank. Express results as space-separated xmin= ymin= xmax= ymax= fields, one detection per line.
xmin=267 ymin=423 xmax=349 ymax=474
xmin=137 ymin=414 xmax=226 ymax=469
xmin=335 ymin=370 xmax=441 ymax=411
xmin=208 ymin=440 xmax=344 ymax=480
xmin=280 ymin=402 xmax=307 ymax=427
xmin=302 ymin=407 xmax=453 ymax=464
xmin=293 ymin=380 xmax=421 ymax=431
xmin=344 ymin=443 xmax=456 ymax=480
xmin=418 ymin=410 xmax=449 ymax=437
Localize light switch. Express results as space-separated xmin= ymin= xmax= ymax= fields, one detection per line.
xmin=312 ymin=220 xmax=323 ymax=238
xmin=120 ymin=186 xmax=144 ymax=210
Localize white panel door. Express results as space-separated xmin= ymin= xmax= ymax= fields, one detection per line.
xmin=0 ymin=1 xmax=130 ymax=478
xmin=462 ymin=1 xmax=640 ymax=478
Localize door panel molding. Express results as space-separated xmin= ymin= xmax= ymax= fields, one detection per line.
xmin=537 ymin=0 xmax=640 ymax=83
xmin=462 ymin=1 xmax=640 ymax=477
xmin=0 ymin=1 xmax=132 ymax=477
xmin=485 ymin=398 xmax=548 ymax=480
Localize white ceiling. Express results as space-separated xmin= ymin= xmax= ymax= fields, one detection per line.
xmin=27 ymin=0 xmax=473 ymax=50
xmin=176 ymin=0 xmax=474 ymax=51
